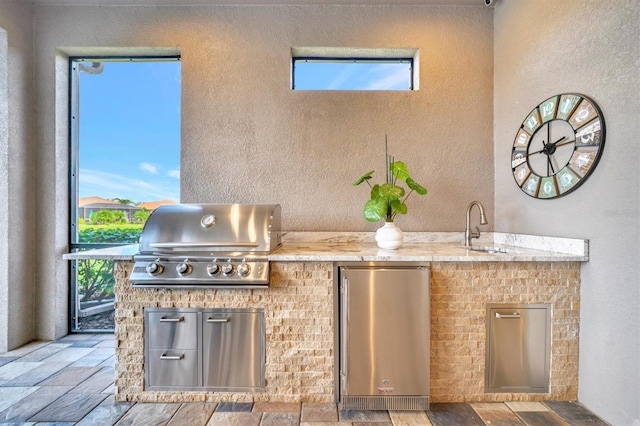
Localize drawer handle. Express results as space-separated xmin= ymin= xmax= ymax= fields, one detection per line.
xmin=160 ymin=353 xmax=184 ymax=360
xmin=207 ymin=317 xmax=231 ymax=323
xmin=159 ymin=316 xmax=184 ymax=323
xmin=496 ymin=312 xmax=521 ymax=319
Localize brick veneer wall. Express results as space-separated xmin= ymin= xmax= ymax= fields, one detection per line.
xmin=429 ymin=261 xmax=580 ymax=403
xmin=114 ymin=260 xmax=579 ymax=403
xmin=114 ymin=261 xmax=335 ymax=403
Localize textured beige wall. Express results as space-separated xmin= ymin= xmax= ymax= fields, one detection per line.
xmin=493 ymin=1 xmax=640 ymax=424
xmin=31 ymin=3 xmax=494 ymax=341
xmin=0 ymin=0 xmax=36 ymax=352
xmin=33 ymin=4 xmax=494 ymax=232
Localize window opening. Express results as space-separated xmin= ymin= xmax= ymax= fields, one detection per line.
xmin=293 ymin=57 xmax=414 ymax=91
xmin=69 ymin=56 xmax=181 ymax=332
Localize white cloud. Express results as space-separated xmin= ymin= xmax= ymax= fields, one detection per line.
xmin=168 ymin=169 xmax=180 ymax=179
xmin=139 ymin=162 xmax=158 ymax=174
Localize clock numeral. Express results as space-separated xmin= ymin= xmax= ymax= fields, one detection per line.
xmin=569 ymin=149 xmax=597 ymax=176
xmin=513 ymin=163 xmax=531 ymax=186
xmin=569 ymin=99 xmax=598 ymax=130
xmin=514 ymin=129 xmax=530 ymax=147
xmin=556 ymin=166 xmax=581 ymax=194
xmin=538 ymin=176 xmax=558 ymax=199
xmin=557 ymin=94 xmax=582 ymax=120
xmin=575 ymin=118 xmax=602 ymax=147
xmin=522 ymin=174 xmax=540 ymax=197
xmin=524 ymin=109 xmax=542 ymax=133
xmin=512 ymin=149 xmax=527 ymax=169
xmin=539 ymin=96 xmax=559 ymax=123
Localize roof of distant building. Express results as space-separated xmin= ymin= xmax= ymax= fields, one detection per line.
xmin=137 ymin=200 xmax=177 ymax=211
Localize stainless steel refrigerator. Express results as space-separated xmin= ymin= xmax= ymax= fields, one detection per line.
xmin=337 ymin=262 xmax=430 ymax=411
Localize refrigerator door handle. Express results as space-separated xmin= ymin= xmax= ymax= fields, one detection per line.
xmin=340 ymin=277 xmax=349 ymax=395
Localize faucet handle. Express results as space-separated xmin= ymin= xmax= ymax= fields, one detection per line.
xmin=471 ymin=226 xmax=481 ymax=239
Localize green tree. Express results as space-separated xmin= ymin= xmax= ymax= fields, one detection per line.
xmin=133 ymin=209 xmax=151 ymax=224
xmin=113 ymin=198 xmax=134 ymax=205
xmin=90 ymin=209 xmax=115 ymax=224
xmin=112 ymin=210 xmax=127 ymax=223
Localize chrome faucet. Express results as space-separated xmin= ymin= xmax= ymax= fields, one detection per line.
xmin=465 ymin=201 xmax=488 ymax=247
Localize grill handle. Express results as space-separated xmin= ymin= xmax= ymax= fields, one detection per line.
xmin=149 ymin=242 xmax=260 ymax=249
xmin=206 ymin=317 xmax=231 ymax=323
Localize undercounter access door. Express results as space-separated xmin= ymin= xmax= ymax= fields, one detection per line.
xmin=339 ymin=263 xmax=430 ymax=410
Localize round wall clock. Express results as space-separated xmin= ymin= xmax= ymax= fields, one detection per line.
xmin=511 ymin=93 xmax=605 ymax=199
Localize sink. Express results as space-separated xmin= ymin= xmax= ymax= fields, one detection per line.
xmin=466 ymin=246 xmax=517 ymax=254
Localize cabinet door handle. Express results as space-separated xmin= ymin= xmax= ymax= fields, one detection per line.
xmin=159 ymin=316 xmax=184 ymax=322
xmin=496 ymin=312 xmax=521 ymax=319
xmin=206 ymin=317 xmax=230 ymax=323
xmin=160 ymin=353 xmax=184 ymax=360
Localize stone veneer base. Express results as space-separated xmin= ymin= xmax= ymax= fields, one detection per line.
xmin=114 ymin=260 xmax=579 ymax=403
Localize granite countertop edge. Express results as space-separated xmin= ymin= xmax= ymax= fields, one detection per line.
xmin=62 ymin=232 xmax=589 ymax=262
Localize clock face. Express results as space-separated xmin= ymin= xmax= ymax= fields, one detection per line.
xmin=512 ymin=93 xmax=605 ymax=199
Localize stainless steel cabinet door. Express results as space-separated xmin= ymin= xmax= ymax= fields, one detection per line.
xmin=202 ymin=310 xmax=265 ymax=391
xmin=486 ymin=305 xmax=551 ymax=393
xmin=342 ymin=267 xmax=430 ymax=396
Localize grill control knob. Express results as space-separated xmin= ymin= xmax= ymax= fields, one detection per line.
xmin=176 ymin=262 xmax=192 ymax=276
xmin=221 ymin=262 xmax=235 ymax=276
xmin=146 ymin=262 xmax=163 ymax=276
xmin=206 ymin=263 xmax=220 ymax=276
xmin=237 ymin=262 xmax=251 ymax=277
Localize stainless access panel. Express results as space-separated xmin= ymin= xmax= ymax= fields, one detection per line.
xmin=147 ymin=349 xmax=199 ymax=387
xmin=338 ymin=262 xmax=430 ymax=410
xmin=486 ymin=304 xmax=551 ymax=393
xmin=202 ymin=308 xmax=265 ymax=392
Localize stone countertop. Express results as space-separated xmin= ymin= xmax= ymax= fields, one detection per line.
xmin=63 ymin=232 xmax=589 ymax=262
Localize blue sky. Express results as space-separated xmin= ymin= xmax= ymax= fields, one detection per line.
xmin=79 ymin=60 xmax=181 ymax=204
xmin=294 ymin=60 xmax=412 ymax=90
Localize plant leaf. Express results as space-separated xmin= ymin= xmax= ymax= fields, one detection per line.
xmin=391 ymin=200 xmax=407 ymax=215
xmin=380 ymin=183 xmax=405 ymax=200
xmin=354 ymin=171 xmax=375 ymax=186
xmin=406 ymin=177 xmax=428 ymax=195
xmin=364 ymin=198 xmax=387 ymax=222
xmin=391 ymin=161 xmax=409 ymax=181
xmin=370 ymin=184 xmax=381 ymax=200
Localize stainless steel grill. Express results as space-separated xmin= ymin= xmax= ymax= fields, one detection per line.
xmin=130 ymin=204 xmax=281 ymax=288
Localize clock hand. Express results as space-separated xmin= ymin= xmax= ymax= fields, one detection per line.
xmin=548 ymin=136 xmax=567 ymax=148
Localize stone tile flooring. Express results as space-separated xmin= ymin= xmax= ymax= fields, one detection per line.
xmin=0 ymin=334 xmax=610 ymax=425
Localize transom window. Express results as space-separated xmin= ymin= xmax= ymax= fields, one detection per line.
xmin=291 ymin=47 xmax=419 ymax=91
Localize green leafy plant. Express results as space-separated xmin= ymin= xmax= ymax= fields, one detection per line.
xmin=354 ymin=137 xmax=428 ymax=222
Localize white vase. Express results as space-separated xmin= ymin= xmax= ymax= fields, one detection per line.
xmin=375 ymin=221 xmax=404 ymax=250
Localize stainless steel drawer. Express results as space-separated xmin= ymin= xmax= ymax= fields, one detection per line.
xmin=202 ymin=309 xmax=265 ymax=391
xmin=147 ymin=311 xmax=198 ymax=350
xmin=147 ymin=349 xmax=199 ymax=387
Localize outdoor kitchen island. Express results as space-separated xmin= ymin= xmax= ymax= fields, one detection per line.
xmin=66 ymin=232 xmax=588 ymax=405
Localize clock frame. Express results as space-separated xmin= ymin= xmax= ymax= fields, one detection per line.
xmin=512 ymin=93 xmax=605 ymax=199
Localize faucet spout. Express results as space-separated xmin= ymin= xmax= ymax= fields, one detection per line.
xmin=465 ymin=201 xmax=488 ymax=247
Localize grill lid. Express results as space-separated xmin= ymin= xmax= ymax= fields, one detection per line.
xmin=138 ymin=203 xmax=282 ymax=254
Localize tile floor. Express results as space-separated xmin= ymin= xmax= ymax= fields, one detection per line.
xmin=0 ymin=334 xmax=609 ymax=425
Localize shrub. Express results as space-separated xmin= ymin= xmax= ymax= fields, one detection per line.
xmin=78 ymin=227 xmax=142 ymax=244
